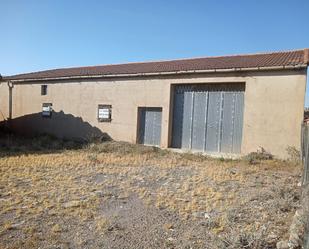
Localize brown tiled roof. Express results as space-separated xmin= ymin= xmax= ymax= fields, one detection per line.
xmin=4 ymin=49 xmax=308 ymax=81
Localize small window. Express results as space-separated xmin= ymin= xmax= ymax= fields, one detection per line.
xmin=41 ymin=85 xmax=47 ymax=95
xmin=42 ymin=103 xmax=52 ymax=117
xmin=98 ymin=104 xmax=112 ymax=122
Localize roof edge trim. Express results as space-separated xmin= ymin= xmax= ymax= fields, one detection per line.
xmin=3 ymin=64 xmax=307 ymax=83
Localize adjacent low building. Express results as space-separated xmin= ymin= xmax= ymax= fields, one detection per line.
xmin=0 ymin=49 xmax=308 ymax=158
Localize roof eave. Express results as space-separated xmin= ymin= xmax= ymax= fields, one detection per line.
xmin=3 ymin=64 xmax=308 ymax=83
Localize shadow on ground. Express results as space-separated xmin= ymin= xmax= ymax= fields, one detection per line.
xmin=0 ymin=110 xmax=111 ymax=157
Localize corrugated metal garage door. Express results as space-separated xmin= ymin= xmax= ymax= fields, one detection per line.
xmin=172 ymin=84 xmax=244 ymax=153
xmin=138 ymin=107 xmax=162 ymax=146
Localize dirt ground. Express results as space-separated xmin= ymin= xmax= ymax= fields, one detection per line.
xmin=0 ymin=136 xmax=302 ymax=249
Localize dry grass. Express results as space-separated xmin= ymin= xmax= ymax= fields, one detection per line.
xmin=0 ymin=136 xmax=302 ymax=248
xmin=95 ymin=216 xmax=110 ymax=233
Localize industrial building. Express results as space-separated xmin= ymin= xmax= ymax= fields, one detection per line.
xmin=0 ymin=49 xmax=308 ymax=158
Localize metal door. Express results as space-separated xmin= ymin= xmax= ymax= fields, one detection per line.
xmin=138 ymin=107 xmax=162 ymax=146
xmin=172 ymin=84 xmax=244 ymax=153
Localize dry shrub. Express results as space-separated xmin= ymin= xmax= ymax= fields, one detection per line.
xmin=244 ymin=147 xmax=273 ymax=164
xmin=286 ymin=146 xmax=301 ymax=164
xmin=219 ymin=228 xmax=269 ymax=249
xmin=85 ymin=141 xmax=169 ymax=157
xmin=179 ymin=152 xmax=208 ymax=162
xmin=85 ymin=133 xmax=112 ymax=143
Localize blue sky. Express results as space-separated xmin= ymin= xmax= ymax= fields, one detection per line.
xmin=1 ymin=0 xmax=308 ymax=104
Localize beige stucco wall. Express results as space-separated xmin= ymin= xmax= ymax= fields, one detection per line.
xmin=0 ymin=82 xmax=9 ymax=121
xmin=0 ymin=69 xmax=306 ymax=158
